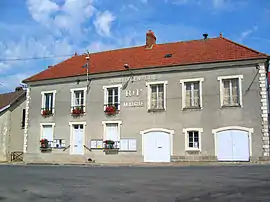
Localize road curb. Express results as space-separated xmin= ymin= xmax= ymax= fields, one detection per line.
xmin=1 ymin=161 xmax=270 ymax=167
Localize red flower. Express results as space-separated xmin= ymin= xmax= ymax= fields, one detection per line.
xmin=105 ymin=105 xmax=117 ymax=114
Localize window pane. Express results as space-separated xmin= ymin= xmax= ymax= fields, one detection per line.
xmin=107 ymin=87 xmax=119 ymax=106
xmin=231 ymin=78 xmax=239 ymax=104
xmin=108 ymin=96 xmax=113 ymax=105
xmin=114 ymin=95 xmax=119 ymax=104
xmin=193 ymin=82 xmax=200 ymax=107
xmin=185 ymin=83 xmax=192 ymax=107
xmin=74 ymin=90 xmax=84 ymax=106
xmin=223 ymin=80 xmax=230 ymax=105
xmin=157 ymin=84 xmax=164 ymax=109
xmin=151 ymin=85 xmax=157 ymax=109
xmin=45 ymin=93 xmax=53 ymax=109
xmin=80 ymin=91 xmax=84 ymax=105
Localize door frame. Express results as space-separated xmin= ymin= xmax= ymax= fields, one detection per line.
xmin=140 ymin=128 xmax=174 ymax=156
xmin=69 ymin=122 xmax=87 ymax=155
xmin=212 ymin=126 xmax=253 ymax=159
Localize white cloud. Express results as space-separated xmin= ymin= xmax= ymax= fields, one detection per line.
xmin=27 ymin=0 xmax=96 ymax=37
xmin=239 ymin=26 xmax=258 ymax=42
xmin=27 ymin=0 xmax=59 ymax=26
xmin=93 ymin=11 xmax=116 ymax=37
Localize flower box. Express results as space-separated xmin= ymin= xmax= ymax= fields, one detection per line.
xmin=40 ymin=138 xmax=52 ymax=153
xmin=103 ymin=140 xmax=119 ymax=154
xmin=71 ymin=106 xmax=84 ymax=116
xmin=103 ymin=148 xmax=119 ymax=154
xmin=42 ymin=109 xmax=52 ymax=117
xmin=104 ymin=105 xmax=118 ymax=115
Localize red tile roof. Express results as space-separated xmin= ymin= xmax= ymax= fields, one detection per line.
xmin=0 ymin=90 xmax=26 ymax=112
xmin=23 ymin=36 xmax=269 ymax=83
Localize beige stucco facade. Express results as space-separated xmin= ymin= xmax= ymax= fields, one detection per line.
xmin=23 ymin=59 xmax=269 ymax=164
xmin=0 ymin=98 xmax=25 ymax=162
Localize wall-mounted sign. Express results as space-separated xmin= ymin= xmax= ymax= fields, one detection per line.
xmin=125 ymin=89 xmax=143 ymax=97
xmin=123 ymin=101 xmax=144 ymax=107
xmin=110 ymin=75 xmax=161 ymax=84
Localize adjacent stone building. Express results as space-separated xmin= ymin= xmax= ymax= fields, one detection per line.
xmin=22 ymin=31 xmax=269 ymax=164
xmin=0 ymin=87 xmax=26 ymax=162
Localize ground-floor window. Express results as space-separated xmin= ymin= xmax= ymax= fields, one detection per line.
xmin=183 ymin=128 xmax=203 ymax=151
xmin=41 ymin=124 xmax=54 ymax=146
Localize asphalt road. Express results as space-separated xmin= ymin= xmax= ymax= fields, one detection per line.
xmin=0 ymin=164 xmax=270 ymax=201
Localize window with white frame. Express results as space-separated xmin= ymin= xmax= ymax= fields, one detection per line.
xmin=103 ymin=85 xmax=122 ymax=110
xmin=180 ymin=78 xmax=204 ymax=109
xmin=218 ymin=75 xmax=243 ymax=107
xmin=183 ymin=128 xmax=202 ymax=151
xmin=147 ymin=81 xmax=167 ymax=110
xmin=40 ymin=123 xmax=55 ymax=147
xmin=102 ymin=121 xmax=122 ymax=149
xmin=41 ymin=90 xmax=56 ymax=115
xmin=70 ymin=88 xmax=87 ymax=113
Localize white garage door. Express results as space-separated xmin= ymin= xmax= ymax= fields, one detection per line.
xmin=216 ymin=130 xmax=250 ymax=161
xmin=143 ymin=131 xmax=170 ymax=162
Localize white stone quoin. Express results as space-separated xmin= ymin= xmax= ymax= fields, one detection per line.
xmin=23 ymin=88 xmax=30 ymax=153
xmin=258 ymin=63 xmax=270 ymax=157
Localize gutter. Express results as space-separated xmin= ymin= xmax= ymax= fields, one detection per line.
xmin=0 ymin=105 xmax=11 ymax=113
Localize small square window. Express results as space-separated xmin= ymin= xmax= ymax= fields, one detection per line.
xmin=184 ymin=128 xmax=202 ymax=151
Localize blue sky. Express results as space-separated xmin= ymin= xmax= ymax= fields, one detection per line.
xmin=0 ymin=0 xmax=269 ymax=93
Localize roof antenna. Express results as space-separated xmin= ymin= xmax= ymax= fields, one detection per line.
xmin=122 ymin=64 xmax=134 ymax=90
xmin=203 ymin=33 xmax=208 ymax=40
xmin=82 ymin=50 xmax=91 ymax=93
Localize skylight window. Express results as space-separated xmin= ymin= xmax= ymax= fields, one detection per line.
xmin=164 ymin=53 xmax=172 ymax=58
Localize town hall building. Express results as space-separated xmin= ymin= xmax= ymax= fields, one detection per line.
xmin=22 ymin=30 xmax=269 ymax=164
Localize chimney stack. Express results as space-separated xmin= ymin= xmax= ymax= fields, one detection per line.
xmin=146 ymin=30 xmax=156 ymax=48
xmin=15 ymin=86 xmax=23 ymax=91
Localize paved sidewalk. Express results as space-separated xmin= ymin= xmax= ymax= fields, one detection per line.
xmin=3 ymin=160 xmax=270 ymax=167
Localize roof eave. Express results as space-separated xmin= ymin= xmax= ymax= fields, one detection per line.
xmin=22 ymin=56 xmax=269 ymax=83
xmin=0 ymin=105 xmax=11 ymax=113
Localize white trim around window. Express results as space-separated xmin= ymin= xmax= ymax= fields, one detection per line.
xmin=180 ymin=78 xmax=204 ymax=110
xmin=41 ymin=90 xmax=56 ymax=115
xmin=103 ymin=84 xmax=122 ymax=111
xmin=183 ymin=128 xmax=203 ymax=152
xmin=101 ymin=120 xmax=122 ymax=141
xmin=146 ymin=81 xmax=168 ymax=111
xmin=70 ymin=87 xmax=87 ymax=113
xmin=217 ymin=75 xmax=243 ymax=107
xmin=40 ymin=123 xmax=56 ymax=141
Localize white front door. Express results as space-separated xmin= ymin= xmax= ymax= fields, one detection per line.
xmin=216 ymin=130 xmax=250 ymax=161
xmin=71 ymin=124 xmax=84 ymax=155
xmin=143 ymin=131 xmax=171 ymax=162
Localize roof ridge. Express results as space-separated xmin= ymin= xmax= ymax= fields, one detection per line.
xmin=220 ymin=36 xmax=269 ymax=57
xmin=78 ymin=37 xmax=220 ymax=56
